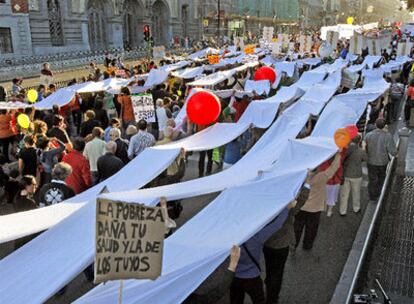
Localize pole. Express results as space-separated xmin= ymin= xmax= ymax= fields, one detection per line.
xmin=217 ymin=0 xmax=221 ymax=41
xmin=118 ymin=280 xmax=124 ymax=304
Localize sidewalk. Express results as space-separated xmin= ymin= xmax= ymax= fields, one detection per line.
xmin=363 ymin=129 xmax=414 ymax=304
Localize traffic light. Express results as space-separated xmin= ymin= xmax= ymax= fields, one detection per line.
xmin=144 ymin=24 xmax=150 ymax=42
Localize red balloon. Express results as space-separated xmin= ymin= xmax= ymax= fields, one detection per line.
xmin=346 ymin=125 xmax=359 ymax=139
xmin=186 ymin=91 xmax=221 ymax=126
xmin=254 ymin=66 xmax=277 ymax=83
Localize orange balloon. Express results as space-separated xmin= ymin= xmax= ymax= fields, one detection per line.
xmin=334 ymin=128 xmax=351 ymax=149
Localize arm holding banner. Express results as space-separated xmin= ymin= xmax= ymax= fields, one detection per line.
xmin=183 ymin=246 xmax=241 ymax=304
xmin=160 ymin=197 xmax=177 ymax=236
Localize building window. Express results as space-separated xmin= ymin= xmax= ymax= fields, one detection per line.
xmin=0 ymin=28 xmax=13 ymax=54
xmin=47 ymin=0 xmax=64 ymax=46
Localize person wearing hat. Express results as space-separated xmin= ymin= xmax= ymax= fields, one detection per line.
xmin=125 ymin=124 xmax=138 ymax=141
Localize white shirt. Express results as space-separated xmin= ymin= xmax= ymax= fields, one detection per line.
xmin=157 ymin=107 xmax=168 ymax=131
xmin=83 ymin=138 xmax=106 ymax=172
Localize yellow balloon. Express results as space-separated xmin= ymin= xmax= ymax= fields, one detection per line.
xmin=347 ymin=17 xmax=354 ymax=25
xmin=27 ymin=89 xmax=38 ymax=103
xmin=177 ymin=90 xmax=182 ymax=97
xmin=17 ymin=114 xmax=30 ymax=129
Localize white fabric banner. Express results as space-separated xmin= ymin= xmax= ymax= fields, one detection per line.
xmin=171 ymin=67 xmax=205 ymax=79
xmin=274 ymin=62 xmax=296 ymax=78
xmin=144 ymin=69 xmax=170 ymax=87
xmin=244 ymin=80 xmax=270 ymax=95
xmin=188 ymin=48 xmax=219 ymax=60
xmin=0 ymin=62 xmax=347 ymax=304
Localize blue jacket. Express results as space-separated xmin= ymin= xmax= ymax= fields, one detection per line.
xmin=235 ymin=208 xmax=290 ymax=278
xmin=224 ymin=141 xmax=241 ymax=164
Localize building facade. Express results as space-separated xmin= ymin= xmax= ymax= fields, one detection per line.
xmin=0 ymin=0 xmax=32 ymax=58
xmin=0 ymin=0 xmax=203 ymax=58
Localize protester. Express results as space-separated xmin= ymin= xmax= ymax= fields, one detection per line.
xmin=125 ymin=124 xmax=138 ymax=141
xmin=263 ymin=184 xmax=310 ymax=304
xmin=18 ymin=135 xmax=38 ymax=177
xmin=223 ymin=137 xmax=242 ymax=169
xmin=83 ymin=127 xmax=106 ymax=185
xmin=156 ymin=126 xmax=174 ymax=145
xmin=230 ymin=208 xmax=290 ymax=304
xmin=294 ymin=153 xmax=341 ymax=250
xmin=339 ymin=135 xmax=366 ymax=215
xmin=0 ymin=110 xmax=16 ymax=162
xmin=47 ymin=115 xmax=72 ymax=150
xmin=5 ymin=169 xmax=20 ymax=204
xmin=117 ymin=87 xmax=135 ymax=128
xmin=405 ymin=79 xmax=414 ymax=124
xmin=109 ymin=128 xmax=129 ymax=164
xmin=184 ymin=245 xmax=241 ymax=304
xmin=128 ymin=119 xmax=155 ymax=159
xmin=38 ymin=162 xmax=75 ymax=206
xmin=321 ymin=150 xmax=345 ymax=217
xmin=156 ymin=98 xmax=173 ymax=135
xmin=80 ymin=110 xmax=101 ymax=138
xmin=93 ymin=99 xmax=109 ymax=129
xmin=11 ymin=78 xmax=23 ymax=95
xmin=104 ymin=118 xmax=121 ymax=142
xmin=0 ymin=85 xmax=6 ymax=101
xmin=13 ymin=175 xmax=38 ymax=249
xmin=388 ymin=78 xmax=404 ymax=122
xmin=365 ymin=118 xmax=397 ymax=202
xmin=38 ymin=137 xmax=66 ymax=186
xmin=13 ymin=175 xmax=37 ymax=212
xmin=62 ymin=138 xmax=92 ymax=194
xmin=43 ymin=104 xmax=60 ymax=130
xmin=97 ymin=141 xmax=124 ymax=182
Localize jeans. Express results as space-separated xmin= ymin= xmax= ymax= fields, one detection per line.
xmin=339 ymin=177 xmax=362 ymax=214
xmin=263 ymin=246 xmax=289 ymax=304
xmin=72 ymin=109 xmax=82 ymax=135
xmin=294 ymin=210 xmax=321 ymax=250
xmin=389 ymin=95 xmax=402 ymax=122
xmin=367 ymin=164 xmax=387 ymax=201
xmin=230 ymin=276 xmax=266 ymax=304
xmin=198 ymin=150 xmax=213 ymax=177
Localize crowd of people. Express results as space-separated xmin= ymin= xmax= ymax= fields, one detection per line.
xmin=0 ymin=27 xmax=408 ymax=303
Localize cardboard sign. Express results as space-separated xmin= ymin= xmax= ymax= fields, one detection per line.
xmin=95 ymin=198 xmax=166 ymax=283
xmin=299 ymin=35 xmax=312 ymax=53
xmin=349 ymin=31 xmax=363 ymax=55
xmin=153 ymin=46 xmax=166 ymax=60
xmin=262 ymin=26 xmax=274 ymax=42
xmin=234 ymin=37 xmax=245 ymax=51
xmin=366 ymin=38 xmax=381 ymax=56
xmin=131 ymin=94 xmax=156 ymax=123
xmin=326 ymin=31 xmax=339 ymax=49
xmin=271 ymin=42 xmax=282 ymax=55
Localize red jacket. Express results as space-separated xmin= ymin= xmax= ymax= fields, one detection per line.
xmin=233 ymin=99 xmax=250 ymax=122
xmin=319 ymin=149 xmax=347 ymax=185
xmin=62 ymin=150 xmax=92 ymax=194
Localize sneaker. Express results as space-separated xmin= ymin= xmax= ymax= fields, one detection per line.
xmin=327 ymin=206 xmax=333 ymax=217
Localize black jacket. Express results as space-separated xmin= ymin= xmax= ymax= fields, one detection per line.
xmin=80 ymin=119 xmax=101 ymax=138
xmin=97 ymin=153 xmax=124 ymax=182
